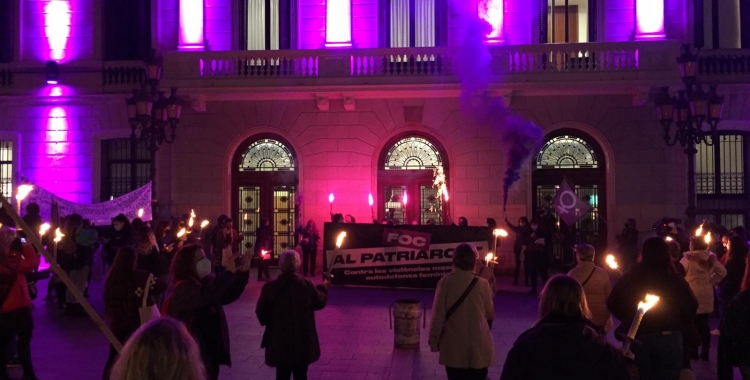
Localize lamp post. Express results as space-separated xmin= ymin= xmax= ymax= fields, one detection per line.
xmin=655 ymin=44 xmax=724 ymax=226
xmin=126 ymin=52 xmax=183 ymax=218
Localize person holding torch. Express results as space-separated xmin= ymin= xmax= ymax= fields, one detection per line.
xmin=607 ymin=237 xmax=698 ymax=380
xmin=567 ymin=244 xmax=614 ymax=333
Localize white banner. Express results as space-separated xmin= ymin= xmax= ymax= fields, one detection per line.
xmin=329 ymin=241 xmax=488 ymax=269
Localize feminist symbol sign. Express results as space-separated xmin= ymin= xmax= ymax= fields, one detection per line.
xmin=551 ymin=180 xmax=591 ymax=226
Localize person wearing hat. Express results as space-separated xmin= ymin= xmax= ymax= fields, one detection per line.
xmin=567 ymin=244 xmax=613 ymax=333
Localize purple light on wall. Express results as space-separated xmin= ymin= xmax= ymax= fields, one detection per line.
xmin=179 ymin=0 xmax=205 ymax=50
xmin=635 ymin=0 xmax=665 ymax=40
xmin=44 ymin=0 xmax=72 ymax=61
xmin=479 ymin=0 xmax=504 ymax=43
xmin=325 ymin=0 xmax=352 ymax=47
xmin=46 ymin=107 xmax=69 ymax=156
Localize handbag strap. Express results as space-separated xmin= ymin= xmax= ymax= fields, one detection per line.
xmin=141 ymin=274 xmax=153 ymax=308
xmin=444 ymin=276 xmax=479 ymax=322
xmin=581 ymin=267 xmax=596 ymax=287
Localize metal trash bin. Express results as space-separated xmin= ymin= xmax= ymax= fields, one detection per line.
xmin=389 ymin=299 xmax=425 ymax=349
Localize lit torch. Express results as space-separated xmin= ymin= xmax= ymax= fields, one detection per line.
xmin=15 ymin=184 xmax=33 ymax=214
xmin=328 ymin=193 xmax=334 ymax=214
xmin=606 ymin=254 xmax=619 ymax=270
xmin=402 ymin=191 xmax=408 ymax=224
xmin=492 ymin=228 xmax=508 ymax=257
xmin=137 ymin=208 xmax=144 ymax=219
xmin=176 ymin=228 xmax=186 ymax=239
xmin=704 ymin=232 xmax=712 ymax=244
xmin=39 ymin=223 xmax=51 ymax=237
xmin=665 ymin=236 xmax=674 ymax=242
xmin=261 ymin=249 xmax=270 ymax=260
xmin=622 ymin=294 xmax=660 ymax=355
xmin=326 ymin=231 xmax=347 ymax=281
xmin=52 ymin=227 xmax=64 ymax=259
xmin=368 ymin=193 xmax=374 ymax=221
xmin=695 ymin=221 xmax=706 ymax=237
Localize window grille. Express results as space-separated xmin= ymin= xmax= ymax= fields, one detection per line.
xmin=101 ymin=139 xmax=150 ymax=201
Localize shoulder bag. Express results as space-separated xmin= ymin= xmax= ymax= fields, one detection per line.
xmin=139 ymin=274 xmax=161 ymax=325
xmin=437 ymin=276 xmax=479 ymax=350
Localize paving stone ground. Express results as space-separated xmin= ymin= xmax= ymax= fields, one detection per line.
xmin=11 ymin=271 xmax=738 ymax=380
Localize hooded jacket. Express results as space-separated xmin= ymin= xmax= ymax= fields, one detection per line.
xmin=0 ymin=245 xmax=39 ymax=313
xmin=680 ymin=250 xmax=727 ymax=314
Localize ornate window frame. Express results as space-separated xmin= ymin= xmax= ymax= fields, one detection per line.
xmin=383 ymin=136 xmax=442 ymax=170
xmin=238 ymin=138 xmax=295 ymax=172
xmin=535 ymin=135 xmax=598 ymax=169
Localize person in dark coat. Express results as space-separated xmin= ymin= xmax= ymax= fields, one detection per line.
xmin=102 ymin=214 xmax=135 ymax=267
xmin=500 ymin=275 xmax=636 ymax=380
xmin=607 ymin=237 xmax=699 ymax=380
xmin=256 ymin=250 xmax=328 ymax=380
xmin=719 ymin=236 xmax=748 ymax=309
xmin=505 ymin=216 xmax=531 ymax=286
xmin=102 ymin=247 xmax=166 ymax=380
xmin=616 ymin=218 xmax=639 ymax=271
xmin=162 ymin=243 xmax=250 ymax=380
xmin=296 ymin=220 xmax=320 ymax=277
xmin=254 ymin=218 xmax=273 ymax=282
xmin=717 ymin=260 xmax=750 ymax=380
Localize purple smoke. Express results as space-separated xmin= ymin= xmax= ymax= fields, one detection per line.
xmin=453 ymin=13 xmax=544 ymax=211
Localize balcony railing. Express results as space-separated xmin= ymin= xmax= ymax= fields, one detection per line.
xmin=698 ymin=49 xmax=750 ymax=76
xmin=102 ymin=61 xmax=146 ymax=86
xmin=162 ymin=40 xmax=682 ymax=87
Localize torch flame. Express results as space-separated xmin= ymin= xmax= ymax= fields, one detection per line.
xmin=695 ymin=221 xmax=706 ymax=237
xmin=403 ymin=191 xmax=408 ymax=205
xmin=335 ymin=231 xmax=347 ymax=249
xmin=494 ymin=228 xmax=508 ymax=237
xmin=665 ymin=236 xmax=674 ymax=242
xmin=443 ymin=189 xmax=449 ymax=202
xmin=53 ymin=228 xmax=64 ymax=243
xmin=176 ymin=228 xmax=186 ymax=238
xmin=261 ymin=250 xmax=270 ymax=260
xmin=188 ymin=217 xmax=194 ymax=228
xmin=606 ymin=254 xmax=618 ymax=269
xmin=328 ymin=193 xmax=334 ymax=203
xmin=638 ymin=294 xmax=660 ymax=313
xmin=137 ymin=208 xmax=144 ymax=218
xmin=200 ymin=220 xmax=209 ymax=228
xmin=368 ymin=193 xmax=374 ymax=206
xmin=704 ymin=232 xmax=712 ymax=244
xmin=16 ymin=184 xmax=33 ymax=202
xmin=190 ymin=209 xmax=196 ymax=218
xmin=39 ymin=223 xmax=51 ymax=236
xmin=484 ymin=253 xmax=493 ymax=263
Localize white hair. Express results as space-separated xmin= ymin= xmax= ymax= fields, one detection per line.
xmin=279 ymin=250 xmax=301 ymax=273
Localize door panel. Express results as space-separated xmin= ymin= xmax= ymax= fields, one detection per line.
xmin=272 ymin=186 xmax=296 ymax=255
xmin=237 ymin=186 xmax=261 ymax=256
xmin=419 ymin=185 xmax=442 ymax=225
xmin=383 ymin=185 xmax=407 ymax=224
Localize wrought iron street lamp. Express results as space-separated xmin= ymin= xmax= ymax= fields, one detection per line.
xmin=126 ymin=53 xmax=183 ymax=218
xmin=655 ymin=44 xmax=724 ymax=225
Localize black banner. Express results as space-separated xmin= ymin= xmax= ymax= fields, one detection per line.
xmin=323 ymin=223 xmax=492 ymax=289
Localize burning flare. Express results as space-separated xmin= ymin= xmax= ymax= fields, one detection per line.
xmin=638 ymin=294 xmax=660 ymax=313
xmin=335 ymin=231 xmax=347 ymax=249
xmin=137 ymin=208 xmax=144 ymax=218
xmin=402 ymin=191 xmax=408 ymax=206
xmin=665 ymin=236 xmax=674 ymax=242
xmin=704 ymin=232 xmax=712 ymax=244
xmin=606 ymin=254 xmax=618 ymax=270
xmin=53 ymin=228 xmax=64 ymax=243
xmin=328 ymin=193 xmax=334 ymax=203
xmin=368 ymin=193 xmax=374 ymax=207
xmin=493 ymin=228 xmax=508 ymax=237
xmin=200 ymin=220 xmax=209 ymax=228
xmin=176 ymin=228 xmax=186 ymax=238
xmin=39 ymin=223 xmax=51 ymax=236
xmin=484 ymin=253 xmax=493 ymax=263
xmin=16 ymin=185 xmax=33 ymax=202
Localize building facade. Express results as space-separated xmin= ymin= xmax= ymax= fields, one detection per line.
xmin=1 ymin=0 xmax=750 ymax=264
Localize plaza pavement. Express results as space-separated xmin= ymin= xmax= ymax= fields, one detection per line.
xmin=14 ymin=272 xmax=735 ymax=380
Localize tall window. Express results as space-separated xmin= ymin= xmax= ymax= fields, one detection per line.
xmin=240 ymin=0 xmax=291 ymax=50
xmin=540 ymin=0 xmax=596 ymax=43
xmin=381 ymin=0 xmax=446 ymax=47
xmin=379 ymin=136 xmax=446 ymax=224
xmin=233 ymin=137 xmax=298 ymax=261
xmin=696 ymin=134 xmax=745 ymax=195
xmin=0 ymin=0 xmax=13 ymax=63
xmin=101 ymin=139 xmax=150 ymax=201
xmin=0 ymin=141 xmax=12 ymax=199
xmin=103 ymin=0 xmax=151 ymax=60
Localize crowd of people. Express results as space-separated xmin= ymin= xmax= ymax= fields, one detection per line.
xmin=3 ymin=203 xmax=750 ymax=380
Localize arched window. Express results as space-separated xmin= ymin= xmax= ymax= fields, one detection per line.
xmin=384 ymin=137 xmax=442 ymax=170
xmin=535 ymin=135 xmax=598 ymax=169
xmin=378 ymin=135 xmax=447 ymax=225
xmin=239 ymin=139 xmax=295 ymax=171
xmin=233 ymin=136 xmax=298 ymax=262
xmin=532 ymin=130 xmax=606 ymax=255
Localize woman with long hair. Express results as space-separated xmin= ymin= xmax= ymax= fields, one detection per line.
xmin=110 ymin=317 xmax=206 ymax=380
xmin=162 ymin=244 xmax=250 ymax=380
xmin=102 ymin=214 xmax=135 ymax=267
xmin=102 ymin=247 xmax=166 ymax=380
xmin=297 ymin=220 xmax=320 ymax=277
xmin=500 ymin=275 xmax=633 ymax=380
xmin=720 ymin=236 xmax=749 ymax=308
xmin=608 ymin=237 xmax=698 ymax=380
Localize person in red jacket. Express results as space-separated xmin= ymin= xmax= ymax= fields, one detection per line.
xmin=0 ymin=228 xmax=40 ymax=380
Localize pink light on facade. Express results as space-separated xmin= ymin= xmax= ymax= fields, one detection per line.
xmin=635 ymin=0 xmax=665 ymax=40
xmin=479 ymin=0 xmax=504 ymax=43
xmin=178 ymin=0 xmax=205 ymax=50
xmin=44 ymin=0 xmax=72 ymax=61
xmin=325 ymin=0 xmax=352 ymax=47
xmin=46 ymin=107 xmax=69 ymax=156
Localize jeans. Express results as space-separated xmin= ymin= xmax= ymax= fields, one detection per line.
xmin=302 ymin=249 xmax=316 ymax=276
xmin=632 ymin=331 xmax=683 ymax=380
xmin=276 ymin=365 xmax=309 ymax=380
xmin=0 ymin=308 xmax=36 ymax=380
xmin=445 ymin=367 xmax=488 ymax=380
